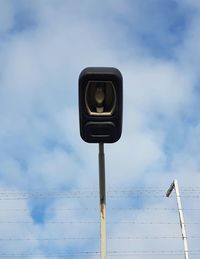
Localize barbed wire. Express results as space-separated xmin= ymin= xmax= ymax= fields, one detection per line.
xmin=0 ymin=187 xmax=197 ymax=203
xmin=0 ymin=220 xmax=198 ymax=225
xmin=0 ymin=191 xmax=168 ymax=195
xmin=0 ymin=250 xmax=199 ymax=257
xmin=0 ymin=189 xmax=196 ymax=258
xmin=0 ymin=235 xmax=198 ymax=241
xmin=0 ymin=188 xmax=199 ymax=195
xmin=0 ymin=207 xmax=200 ymax=212
xmin=0 ymin=186 xmax=200 ymax=191
xmin=0 ymin=187 xmax=198 ymax=258
xmin=0 ymin=194 xmax=199 ymax=200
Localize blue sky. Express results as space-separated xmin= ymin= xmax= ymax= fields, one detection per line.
xmin=0 ymin=0 xmax=200 ymax=258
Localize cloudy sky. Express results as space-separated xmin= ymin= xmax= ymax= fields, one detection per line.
xmin=0 ymin=0 xmax=200 ymax=258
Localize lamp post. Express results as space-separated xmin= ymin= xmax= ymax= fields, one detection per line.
xmin=79 ymin=67 xmax=123 ymax=259
xmin=166 ymin=179 xmax=189 ymax=259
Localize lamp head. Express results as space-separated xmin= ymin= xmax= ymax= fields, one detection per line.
xmin=79 ymin=67 xmax=123 ymax=143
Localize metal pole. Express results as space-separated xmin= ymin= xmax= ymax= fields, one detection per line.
xmin=174 ymin=180 xmax=189 ymax=259
xmin=166 ymin=179 xmax=189 ymax=259
xmin=98 ymin=143 xmax=107 ymax=259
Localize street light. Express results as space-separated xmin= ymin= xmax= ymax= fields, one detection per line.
xmin=79 ymin=67 xmax=123 ymax=143
xmin=79 ymin=67 xmax=123 ymax=259
xmin=166 ymin=179 xmax=189 ymax=259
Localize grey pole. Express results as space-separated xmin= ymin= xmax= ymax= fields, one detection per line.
xmin=99 ymin=143 xmax=107 ymax=259
xmin=166 ymin=179 xmax=189 ymax=259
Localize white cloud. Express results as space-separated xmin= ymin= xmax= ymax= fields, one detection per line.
xmin=0 ymin=0 xmax=15 ymax=33
xmin=0 ymin=0 xmax=200 ymax=258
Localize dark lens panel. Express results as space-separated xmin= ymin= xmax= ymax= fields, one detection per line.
xmin=85 ymin=81 xmax=116 ymax=116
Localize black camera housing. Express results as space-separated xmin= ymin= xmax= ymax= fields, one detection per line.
xmin=79 ymin=67 xmax=123 ymax=143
